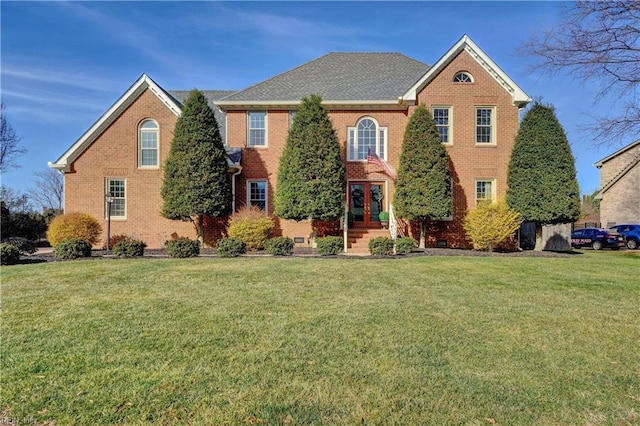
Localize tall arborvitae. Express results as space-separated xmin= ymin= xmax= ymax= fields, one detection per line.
xmin=507 ymin=102 xmax=580 ymax=249
xmin=161 ymin=89 xmax=231 ymax=242
xmin=394 ymin=105 xmax=452 ymax=248
xmin=275 ymin=94 xmax=345 ymax=223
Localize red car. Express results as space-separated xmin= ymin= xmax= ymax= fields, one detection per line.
xmin=571 ymin=228 xmax=626 ymax=250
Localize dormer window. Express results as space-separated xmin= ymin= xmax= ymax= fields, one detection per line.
xmin=138 ymin=119 xmax=159 ymax=168
xmin=453 ymin=72 xmax=473 ymax=83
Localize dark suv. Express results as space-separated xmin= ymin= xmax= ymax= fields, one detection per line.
xmin=571 ymin=228 xmax=626 ymax=250
xmin=609 ymin=224 xmax=640 ymax=250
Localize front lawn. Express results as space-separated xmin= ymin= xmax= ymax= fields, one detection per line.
xmin=1 ymin=252 xmax=639 ymax=424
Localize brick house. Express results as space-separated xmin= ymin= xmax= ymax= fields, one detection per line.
xmin=594 ymin=139 xmax=640 ymax=227
xmin=50 ymin=35 xmax=531 ymax=251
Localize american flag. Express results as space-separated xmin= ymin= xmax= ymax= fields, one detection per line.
xmin=367 ymin=148 xmax=396 ymax=180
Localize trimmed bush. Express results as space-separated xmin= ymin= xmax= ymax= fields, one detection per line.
xmin=103 ymin=234 xmax=130 ymax=250
xmin=369 ymin=237 xmax=394 ymax=256
xmin=464 ymin=199 xmax=523 ymax=252
xmin=316 ymin=236 xmax=343 ymax=256
xmin=46 ymin=213 xmax=102 ymax=247
xmin=216 ymin=237 xmax=246 ymax=258
xmin=165 ymin=237 xmax=200 ymax=258
xmin=53 ymin=238 xmax=92 ymax=260
xmin=3 ymin=237 xmax=37 ymax=255
xmin=227 ymin=206 xmax=274 ymax=251
xmin=112 ymin=238 xmax=146 ymax=257
xmin=395 ymin=237 xmax=418 ymax=255
xmin=0 ymin=242 xmax=21 ymax=265
xmin=265 ymin=237 xmax=294 ymax=256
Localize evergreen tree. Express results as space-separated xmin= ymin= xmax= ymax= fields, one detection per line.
xmin=507 ymin=102 xmax=580 ymax=249
xmin=394 ymin=105 xmax=452 ymax=248
xmin=275 ymin=94 xmax=345 ymax=225
xmin=161 ymin=90 xmax=231 ymax=243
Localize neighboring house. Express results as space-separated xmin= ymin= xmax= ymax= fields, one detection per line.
xmin=50 ymin=35 xmax=531 ymax=250
xmin=594 ymin=139 xmax=640 ymax=227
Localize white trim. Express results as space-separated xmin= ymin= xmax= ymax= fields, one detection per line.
xmin=474 ymin=178 xmax=496 ymax=205
xmin=138 ymin=118 xmax=160 ymax=169
xmin=401 ymin=35 xmax=531 ymax=107
xmin=432 ymin=105 xmax=453 ymax=145
xmin=49 ymin=74 xmax=181 ymax=172
xmin=106 ymin=177 xmax=127 ymax=220
xmin=246 ymin=179 xmax=268 ymax=213
xmin=347 ymin=116 xmax=388 ymax=161
xmin=247 ymin=111 xmax=268 ymax=147
xmin=475 ymin=106 xmax=497 ymax=145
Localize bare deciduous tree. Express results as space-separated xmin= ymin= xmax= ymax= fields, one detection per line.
xmin=0 ymin=103 xmax=26 ymax=172
xmin=28 ymin=168 xmax=64 ymax=211
xmin=520 ymin=1 xmax=640 ymax=146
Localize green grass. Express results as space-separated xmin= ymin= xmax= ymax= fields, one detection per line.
xmin=1 ymin=251 xmax=639 ymax=424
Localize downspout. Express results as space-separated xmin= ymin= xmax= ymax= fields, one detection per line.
xmin=231 ymin=167 xmax=242 ymax=212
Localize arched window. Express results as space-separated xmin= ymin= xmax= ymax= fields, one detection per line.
xmin=348 ymin=117 xmax=387 ymax=161
xmin=453 ymin=71 xmax=473 ymax=83
xmin=138 ymin=119 xmax=158 ymax=167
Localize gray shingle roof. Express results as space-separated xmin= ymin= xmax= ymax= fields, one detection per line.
xmin=220 ymin=53 xmax=430 ymax=103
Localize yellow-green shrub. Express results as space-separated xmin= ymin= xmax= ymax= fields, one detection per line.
xmin=46 ymin=212 xmax=102 ymax=247
xmin=227 ymin=206 xmax=274 ymax=251
xmin=463 ymin=199 xmax=522 ymax=252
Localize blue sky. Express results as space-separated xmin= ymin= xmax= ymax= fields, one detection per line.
xmin=1 ymin=1 xmax=627 ymax=200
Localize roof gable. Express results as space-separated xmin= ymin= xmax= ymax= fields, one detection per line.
xmin=217 ymin=52 xmax=430 ymax=108
xmin=594 ymin=138 xmax=640 ymax=167
xmin=594 ymin=139 xmax=640 ymax=199
xmin=402 ymin=34 xmax=531 ymax=107
xmin=49 ymin=74 xmax=181 ymax=172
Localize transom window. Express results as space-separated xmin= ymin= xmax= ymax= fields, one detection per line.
xmin=248 ymin=111 xmax=267 ymax=147
xmin=106 ymin=178 xmax=126 ymax=218
xmin=475 ymin=179 xmax=495 ymax=205
xmin=432 ymin=107 xmax=451 ymax=144
xmin=247 ymin=180 xmax=267 ymax=211
xmin=348 ymin=118 xmax=387 ymax=161
xmin=453 ymin=72 xmax=473 ymax=83
xmin=476 ymin=107 xmax=495 ymax=144
xmin=138 ymin=119 xmax=158 ymax=167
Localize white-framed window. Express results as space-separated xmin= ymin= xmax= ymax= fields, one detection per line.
xmin=247 ymin=180 xmax=267 ymax=212
xmin=138 ymin=119 xmax=159 ymax=167
xmin=476 ymin=107 xmax=495 ymax=144
xmin=348 ymin=117 xmax=387 ymax=161
xmin=288 ymin=111 xmax=297 ymax=128
xmin=432 ymin=107 xmax=452 ymax=144
xmin=454 ymin=71 xmax=473 ymax=83
xmin=475 ymin=179 xmax=496 ymax=205
xmin=106 ymin=178 xmax=126 ymax=218
xmin=248 ymin=111 xmax=267 ymax=147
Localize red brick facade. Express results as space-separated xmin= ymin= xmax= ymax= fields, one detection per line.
xmin=58 ymin=43 xmax=527 ymax=250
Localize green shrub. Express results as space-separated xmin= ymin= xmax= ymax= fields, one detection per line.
xmin=3 ymin=237 xmax=37 ymax=255
xmin=112 ymin=238 xmax=146 ymax=257
xmin=46 ymin=212 xmax=102 ymax=247
xmin=227 ymin=206 xmax=274 ymax=251
xmin=0 ymin=242 xmax=21 ymax=265
xmin=316 ymin=236 xmax=343 ymax=255
xmin=165 ymin=237 xmax=200 ymax=258
xmin=103 ymin=234 xmax=130 ymax=250
xmin=265 ymin=237 xmax=294 ymax=256
xmin=368 ymin=237 xmax=394 ymax=256
xmin=53 ymin=239 xmax=92 ymax=259
xmin=395 ymin=237 xmax=418 ymax=255
xmin=216 ymin=237 xmax=246 ymax=258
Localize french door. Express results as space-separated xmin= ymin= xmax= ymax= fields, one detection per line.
xmin=349 ymin=182 xmax=385 ymax=228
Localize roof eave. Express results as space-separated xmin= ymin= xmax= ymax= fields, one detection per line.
xmin=49 ymin=74 xmax=181 ymax=172
xmin=594 ymin=138 xmax=640 ymax=167
xmin=217 ymin=99 xmax=410 ymax=111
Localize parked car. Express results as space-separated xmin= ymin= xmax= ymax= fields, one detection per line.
xmin=571 ymin=228 xmax=626 ymax=250
xmin=609 ymin=224 xmax=640 ymax=250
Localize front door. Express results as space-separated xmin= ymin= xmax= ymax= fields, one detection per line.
xmin=349 ymin=182 xmax=385 ymax=228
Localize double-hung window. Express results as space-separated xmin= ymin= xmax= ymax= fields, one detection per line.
xmin=139 ymin=119 xmax=159 ymax=167
xmin=476 ymin=107 xmax=495 ymax=144
xmin=348 ymin=117 xmax=387 ymax=161
xmin=248 ymin=111 xmax=267 ymax=147
xmin=247 ymin=180 xmax=267 ymax=212
xmin=433 ymin=107 xmax=451 ymax=144
xmin=106 ymin=178 xmax=126 ymax=218
xmin=475 ymin=179 xmax=495 ymax=205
